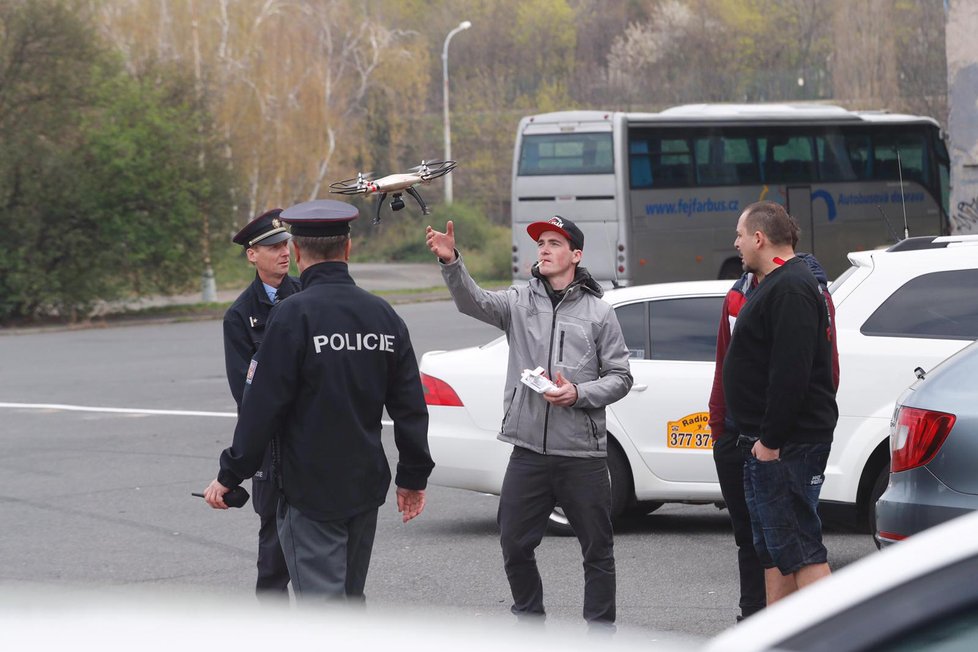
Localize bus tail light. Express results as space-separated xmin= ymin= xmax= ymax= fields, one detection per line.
xmin=890 ymin=406 xmax=956 ymax=472
xmin=421 ymin=373 xmax=464 ymax=407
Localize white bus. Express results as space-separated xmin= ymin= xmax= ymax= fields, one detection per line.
xmin=510 ymin=105 xmax=950 ymax=284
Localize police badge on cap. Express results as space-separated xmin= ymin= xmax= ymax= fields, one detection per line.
xmin=232 ymin=209 xmax=291 ymax=247
xmin=279 ymin=199 xmax=359 ymax=237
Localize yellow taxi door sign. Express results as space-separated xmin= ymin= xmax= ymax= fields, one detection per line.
xmin=667 ymin=412 xmax=713 ymax=449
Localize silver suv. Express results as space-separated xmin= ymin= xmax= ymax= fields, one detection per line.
xmin=877 ymin=340 xmax=978 ymax=547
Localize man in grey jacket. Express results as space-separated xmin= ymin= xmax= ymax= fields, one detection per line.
xmin=425 ymin=215 xmax=633 ymax=628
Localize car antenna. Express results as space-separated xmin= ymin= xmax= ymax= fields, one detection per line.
xmin=876 ymin=205 xmax=901 ymax=244
xmin=896 ymin=149 xmax=910 ymax=239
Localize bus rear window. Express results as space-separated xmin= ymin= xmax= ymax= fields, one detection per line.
xmin=518 ymin=133 xmax=614 ymax=176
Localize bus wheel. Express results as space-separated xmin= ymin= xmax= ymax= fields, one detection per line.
xmin=719 ymin=259 xmax=742 ymax=279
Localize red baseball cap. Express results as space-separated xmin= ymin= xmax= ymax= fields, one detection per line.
xmin=526 ymin=215 xmax=584 ymax=251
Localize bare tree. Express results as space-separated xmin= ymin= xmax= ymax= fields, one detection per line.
xmin=830 ymin=0 xmax=899 ymax=107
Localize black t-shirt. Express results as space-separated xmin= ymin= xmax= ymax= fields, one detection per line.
xmin=722 ymin=257 xmax=838 ymax=449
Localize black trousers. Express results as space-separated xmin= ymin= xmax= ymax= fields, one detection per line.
xmin=712 ymin=432 xmax=765 ymax=618
xmin=498 ymin=446 xmax=616 ymax=623
xmin=255 ymin=510 xmax=290 ymax=598
xmin=252 ymin=473 xmax=290 ymax=600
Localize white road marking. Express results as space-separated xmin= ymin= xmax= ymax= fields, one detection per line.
xmin=0 ymin=402 xmax=395 ymax=426
xmin=0 ymin=402 xmax=236 ymax=418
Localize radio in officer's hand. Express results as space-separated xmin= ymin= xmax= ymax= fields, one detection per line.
xmin=191 ymin=485 xmax=250 ymax=508
xmin=520 ymin=367 xmax=558 ymax=395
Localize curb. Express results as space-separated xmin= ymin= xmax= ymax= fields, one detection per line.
xmin=0 ymin=287 xmax=454 ymax=336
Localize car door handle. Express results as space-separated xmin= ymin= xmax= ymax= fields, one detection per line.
xmin=630 ymin=384 xmax=648 ymax=392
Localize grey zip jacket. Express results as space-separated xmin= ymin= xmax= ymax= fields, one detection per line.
xmin=441 ymin=255 xmax=633 ymax=458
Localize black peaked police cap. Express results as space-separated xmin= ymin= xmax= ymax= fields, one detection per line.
xmin=232 ymin=208 xmax=291 ymax=247
xmin=280 ymin=199 xmax=359 ymax=237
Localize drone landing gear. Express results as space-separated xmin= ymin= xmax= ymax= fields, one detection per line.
xmin=405 ymin=187 xmax=430 ymax=216
xmin=372 ymin=188 xmax=432 ymax=225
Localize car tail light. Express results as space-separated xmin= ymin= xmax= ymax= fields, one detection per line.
xmin=877 ymin=531 xmax=908 ymax=543
xmin=890 ymin=406 xmax=956 ymax=472
xmin=420 ymin=373 xmax=463 ymax=407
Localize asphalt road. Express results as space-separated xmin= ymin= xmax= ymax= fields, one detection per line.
xmin=0 ymin=298 xmax=877 ymax=642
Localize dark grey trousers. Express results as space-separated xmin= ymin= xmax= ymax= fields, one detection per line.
xmin=276 ymin=500 xmax=378 ymax=601
xmin=497 ymin=446 xmax=616 ymax=623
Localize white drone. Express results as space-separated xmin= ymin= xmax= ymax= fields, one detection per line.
xmin=329 ymin=159 xmax=458 ymax=224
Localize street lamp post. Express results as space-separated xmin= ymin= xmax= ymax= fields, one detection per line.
xmin=442 ymin=20 xmax=471 ymax=205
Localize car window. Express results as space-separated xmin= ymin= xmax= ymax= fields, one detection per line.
xmin=615 ymin=302 xmax=648 ymax=359
xmin=861 ymin=270 xmax=978 ymax=340
xmin=649 ymin=297 xmax=722 ymax=361
xmin=779 ymin=555 xmax=978 ymax=652
xmin=867 ymin=607 xmax=978 ymax=652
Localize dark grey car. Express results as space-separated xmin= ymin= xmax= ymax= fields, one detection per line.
xmin=876 ymin=340 xmax=978 ymax=547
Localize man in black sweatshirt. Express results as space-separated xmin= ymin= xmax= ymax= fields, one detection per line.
xmin=722 ymin=201 xmax=838 ymax=605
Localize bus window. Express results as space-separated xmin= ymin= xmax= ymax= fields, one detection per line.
xmin=816 ymin=131 xmax=858 ymax=182
xmin=844 ymin=131 xmax=872 ymax=180
xmin=873 ymin=132 xmax=929 ymax=186
xmin=940 ymin=157 xmax=950 ymax=218
xmin=653 ymin=137 xmax=694 ymax=188
xmin=518 ymin=133 xmax=614 ymax=176
xmin=761 ymin=133 xmax=815 ymax=184
xmin=630 ymin=140 xmax=653 ymax=188
xmin=694 ymin=133 xmax=759 ymax=186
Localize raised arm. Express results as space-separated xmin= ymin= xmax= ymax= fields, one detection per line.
xmin=427 ymin=220 xmax=514 ymax=331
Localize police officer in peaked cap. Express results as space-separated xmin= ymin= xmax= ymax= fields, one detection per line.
xmin=223 ymin=208 xmax=301 ymax=601
xmin=205 ymin=199 xmax=434 ymax=602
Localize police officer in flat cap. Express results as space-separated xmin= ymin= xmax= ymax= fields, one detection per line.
xmin=205 ymin=199 xmax=434 ymax=602
xmin=223 ymin=208 xmax=301 ymax=601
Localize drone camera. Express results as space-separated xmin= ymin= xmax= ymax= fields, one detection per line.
xmin=390 ymin=193 xmax=406 ymax=212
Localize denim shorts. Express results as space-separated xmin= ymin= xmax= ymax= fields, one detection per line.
xmin=742 ymin=441 xmax=831 ymax=575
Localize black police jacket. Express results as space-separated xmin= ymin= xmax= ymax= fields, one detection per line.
xmin=223 ymin=273 xmax=302 ymax=408
xmin=222 ymin=272 xmax=301 ymax=516
xmin=217 ymin=261 xmax=434 ymax=521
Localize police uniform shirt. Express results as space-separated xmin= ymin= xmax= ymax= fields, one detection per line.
xmin=217 ymin=261 xmax=434 ymax=522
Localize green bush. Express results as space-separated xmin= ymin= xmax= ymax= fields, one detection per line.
xmin=351 ymin=200 xmax=512 ymax=282
xmin=0 ymin=2 xmax=234 ymax=323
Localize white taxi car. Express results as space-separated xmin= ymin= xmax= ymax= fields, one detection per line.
xmin=421 ymin=279 xmax=729 ymax=529
xmin=419 ymin=235 xmax=978 ymax=532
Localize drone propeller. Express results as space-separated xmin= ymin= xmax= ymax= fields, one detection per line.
xmin=355 ymin=171 xmax=375 ymax=190
xmin=418 ymin=159 xmax=457 ymax=181
xmin=329 ymin=171 xmax=376 ymax=195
